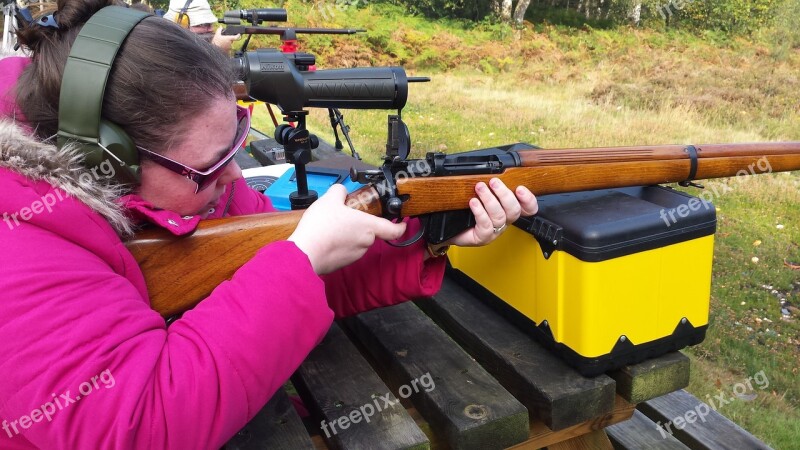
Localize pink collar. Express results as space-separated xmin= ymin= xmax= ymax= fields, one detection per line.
xmin=118 ymin=180 xmax=236 ymax=235
xmin=118 ymin=194 xmax=203 ymax=236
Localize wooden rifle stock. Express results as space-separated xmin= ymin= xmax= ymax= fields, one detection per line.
xmin=126 ymin=190 xmax=382 ymax=317
xmin=126 ymin=142 xmax=800 ymax=317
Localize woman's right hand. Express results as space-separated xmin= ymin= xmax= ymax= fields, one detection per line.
xmin=288 ymin=185 xmax=408 ymax=275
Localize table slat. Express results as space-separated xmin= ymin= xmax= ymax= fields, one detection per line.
xmin=344 ymin=302 xmax=529 ymax=450
xmin=606 ymin=410 xmax=690 ymax=450
xmin=608 ymin=352 xmax=690 ymax=403
xmin=293 ymin=323 xmax=429 ymax=450
xmin=224 ymin=388 xmax=315 ymax=450
xmin=637 ymin=390 xmax=773 ymax=450
xmin=417 ymin=278 xmax=616 ymax=430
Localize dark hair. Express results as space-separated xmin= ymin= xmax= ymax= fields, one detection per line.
xmin=15 ymin=0 xmax=236 ymax=153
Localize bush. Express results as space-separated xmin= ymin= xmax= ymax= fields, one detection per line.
xmin=390 ymin=0 xmax=492 ymax=20
xmin=682 ymin=0 xmax=779 ymax=34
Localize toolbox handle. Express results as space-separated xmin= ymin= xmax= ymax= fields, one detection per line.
xmin=517 ymin=216 xmax=564 ymax=259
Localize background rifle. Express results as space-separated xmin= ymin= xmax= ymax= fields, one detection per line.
xmin=221 ymin=25 xmax=365 ymax=36
xmin=125 ymin=141 xmax=800 ymax=317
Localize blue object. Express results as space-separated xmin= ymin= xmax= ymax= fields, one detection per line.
xmin=35 ymin=13 xmax=59 ymax=29
xmin=265 ymin=166 xmax=364 ymax=210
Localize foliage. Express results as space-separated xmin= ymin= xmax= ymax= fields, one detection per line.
xmin=524 ymin=3 xmax=616 ymax=29
xmin=517 ymin=0 xmax=786 ymax=35
xmin=763 ymin=0 xmax=800 ymax=58
xmin=143 ymin=0 xmax=799 ymax=38
xmin=681 ymin=0 xmax=780 ymax=34
xmin=384 ymin=0 xmax=493 ymax=20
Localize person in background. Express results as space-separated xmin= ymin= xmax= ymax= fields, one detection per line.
xmin=164 ymin=0 xmax=239 ymax=52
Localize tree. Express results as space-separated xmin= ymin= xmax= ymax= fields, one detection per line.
xmin=512 ymin=0 xmax=532 ymax=27
xmin=501 ymin=0 xmax=513 ymax=21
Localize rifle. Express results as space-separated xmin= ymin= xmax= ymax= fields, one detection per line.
xmin=221 ymin=25 xmax=366 ymax=36
xmin=126 ymin=140 xmax=800 ymax=317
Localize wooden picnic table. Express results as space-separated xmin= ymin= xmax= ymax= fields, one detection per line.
xmin=226 ymin=139 xmax=772 ymax=450
xmin=223 ymin=272 xmax=698 ymax=450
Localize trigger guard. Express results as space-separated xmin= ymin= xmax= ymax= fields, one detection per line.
xmin=384 ymin=217 xmax=427 ymax=248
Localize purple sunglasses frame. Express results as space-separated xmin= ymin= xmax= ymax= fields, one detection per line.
xmin=137 ymin=106 xmax=251 ymax=193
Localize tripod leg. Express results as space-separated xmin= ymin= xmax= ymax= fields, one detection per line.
xmin=331 ymin=108 xmax=361 ymax=161
xmin=328 ymin=108 xmax=344 ymax=150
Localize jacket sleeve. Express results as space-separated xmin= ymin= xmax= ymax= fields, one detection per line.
xmin=0 ymin=223 xmax=333 ymax=449
xmin=223 ymin=178 xmax=447 ymax=318
xmin=321 ymin=218 xmax=447 ymax=318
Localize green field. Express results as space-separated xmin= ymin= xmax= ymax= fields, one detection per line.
xmin=245 ymin=1 xmax=800 ymax=446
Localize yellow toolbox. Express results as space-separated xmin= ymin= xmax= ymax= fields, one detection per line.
xmin=447 ymin=186 xmax=716 ymax=376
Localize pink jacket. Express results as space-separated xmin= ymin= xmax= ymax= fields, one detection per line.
xmin=0 ymin=57 xmax=445 ymax=449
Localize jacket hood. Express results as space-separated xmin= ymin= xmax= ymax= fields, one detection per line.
xmin=0 ymin=120 xmax=134 ymax=236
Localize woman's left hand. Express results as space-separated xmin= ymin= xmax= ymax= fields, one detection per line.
xmin=440 ymin=178 xmax=538 ymax=249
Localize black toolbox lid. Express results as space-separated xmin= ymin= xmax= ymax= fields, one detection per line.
xmin=515 ymin=186 xmax=717 ymax=262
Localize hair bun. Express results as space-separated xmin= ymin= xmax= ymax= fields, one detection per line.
xmin=16 ymin=0 xmax=124 ymax=51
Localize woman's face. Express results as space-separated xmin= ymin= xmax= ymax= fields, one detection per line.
xmin=136 ymin=97 xmax=242 ymax=218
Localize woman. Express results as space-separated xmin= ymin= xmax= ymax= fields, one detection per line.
xmin=0 ymin=1 xmax=537 ymax=448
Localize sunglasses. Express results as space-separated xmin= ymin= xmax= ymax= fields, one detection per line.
xmin=137 ymin=106 xmax=250 ymax=193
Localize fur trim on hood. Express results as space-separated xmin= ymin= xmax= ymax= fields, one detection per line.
xmin=0 ymin=120 xmax=134 ymax=236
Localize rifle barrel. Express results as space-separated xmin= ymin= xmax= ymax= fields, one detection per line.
xmin=395 ymin=142 xmax=800 ymax=216
xmin=235 ymin=26 xmax=365 ymax=35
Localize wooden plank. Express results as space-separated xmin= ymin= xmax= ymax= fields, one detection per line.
xmin=547 ymin=429 xmax=614 ymax=450
xmin=637 ymin=390 xmax=773 ymax=450
xmin=292 ymin=323 xmax=429 ymax=450
xmin=343 ymin=301 xmax=530 ymax=450
xmin=608 ymin=352 xmax=690 ymax=403
xmin=605 ymin=410 xmax=690 ymax=450
xmin=224 ymin=388 xmax=315 ymax=450
xmin=509 ymin=396 xmax=636 ymax=450
xmin=417 ymin=278 xmax=616 ymax=430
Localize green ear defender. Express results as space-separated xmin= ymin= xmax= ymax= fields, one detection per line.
xmin=57 ymin=6 xmax=149 ymax=184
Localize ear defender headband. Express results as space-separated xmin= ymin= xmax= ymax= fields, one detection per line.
xmin=175 ymin=0 xmax=194 ymax=28
xmin=57 ymin=6 xmax=150 ymax=184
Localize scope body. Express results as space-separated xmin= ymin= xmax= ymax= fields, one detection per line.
xmin=223 ymin=8 xmax=287 ymax=23
xmin=233 ymin=50 xmax=408 ymax=112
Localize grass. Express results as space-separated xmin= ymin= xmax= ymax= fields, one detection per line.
xmin=245 ymin=1 xmax=800 ymax=446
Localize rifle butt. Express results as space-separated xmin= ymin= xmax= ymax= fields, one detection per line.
xmin=126 ymin=187 xmax=382 ymax=317
xmin=127 ymin=210 xmax=303 ymax=317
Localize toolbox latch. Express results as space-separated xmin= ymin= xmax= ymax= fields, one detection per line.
xmin=519 ymin=216 xmax=564 ymax=259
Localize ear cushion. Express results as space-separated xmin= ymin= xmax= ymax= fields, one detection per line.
xmin=57 ymin=6 xmax=149 ymax=185
xmin=97 ymin=120 xmax=141 ymax=183
xmin=63 ymin=120 xmax=140 ymax=184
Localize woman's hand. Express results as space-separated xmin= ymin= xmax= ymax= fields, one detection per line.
xmin=289 ymin=185 xmax=408 ymax=275
xmin=433 ymin=178 xmax=538 ymax=252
